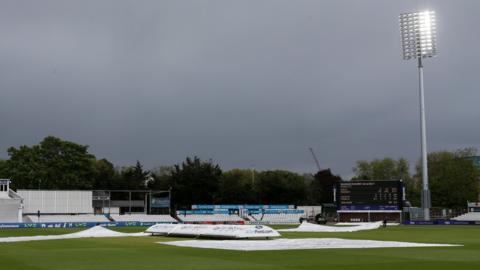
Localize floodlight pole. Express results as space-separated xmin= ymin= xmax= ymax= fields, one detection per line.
xmin=400 ymin=10 xmax=436 ymax=221
xmin=418 ymin=57 xmax=431 ymax=221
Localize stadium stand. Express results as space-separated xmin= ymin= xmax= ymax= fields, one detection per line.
xmin=110 ymin=214 xmax=177 ymax=223
xmin=0 ymin=179 xmax=23 ymax=223
xmin=451 ymin=212 xmax=480 ymax=221
xmin=181 ymin=204 xmax=305 ymax=224
xmin=246 ymin=210 xmax=305 ymax=224
xmin=176 ymin=213 xmax=244 ymax=223
xmin=26 ymin=214 xmax=110 ymax=223
xmin=450 ymin=202 xmax=480 ymax=221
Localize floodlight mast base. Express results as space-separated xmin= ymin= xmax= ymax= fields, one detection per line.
xmin=418 ymin=57 xmax=431 ymax=221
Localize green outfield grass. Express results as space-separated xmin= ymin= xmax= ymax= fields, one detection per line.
xmin=0 ymin=225 xmax=479 ymax=270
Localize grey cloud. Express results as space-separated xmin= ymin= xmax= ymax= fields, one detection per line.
xmin=0 ymin=0 xmax=479 ymax=178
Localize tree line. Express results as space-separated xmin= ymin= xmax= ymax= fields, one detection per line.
xmin=0 ymin=136 xmax=478 ymax=209
xmin=351 ymin=148 xmax=480 ymax=208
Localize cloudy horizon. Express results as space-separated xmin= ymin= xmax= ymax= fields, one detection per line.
xmin=1 ymin=0 xmax=479 ymax=178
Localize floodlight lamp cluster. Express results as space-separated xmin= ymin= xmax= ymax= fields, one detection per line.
xmin=400 ymin=10 xmax=437 ymax=60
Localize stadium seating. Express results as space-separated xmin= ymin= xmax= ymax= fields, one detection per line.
xmin=176 ymin=214 xmax=244 ymax=223
xmin=451 ymin=212 xmax=480 ymax=221
xmin=110 ymin=214 xmax=177 ymax=223
xmin=246 ymin=212 xmax=305 ymax=224
xmin=26 ymin=214 xmax=110 ymax=223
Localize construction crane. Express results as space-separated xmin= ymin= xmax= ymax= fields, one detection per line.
xmin=309 ymin=147 xmax=321 ymax=172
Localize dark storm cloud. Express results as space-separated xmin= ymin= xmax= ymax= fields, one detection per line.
xmin=1 ymin=0 xmax=479 ymax=178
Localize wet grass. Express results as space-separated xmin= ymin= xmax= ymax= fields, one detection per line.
xmin=0 ymin=225 xmax=478 ymax=270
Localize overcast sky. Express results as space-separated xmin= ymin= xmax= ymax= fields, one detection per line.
xmin=0 ymin=0 xmax=479 ymax=178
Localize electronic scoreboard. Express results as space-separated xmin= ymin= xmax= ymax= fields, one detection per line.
xmin=336 ymin=180 xmax=403 ymax=211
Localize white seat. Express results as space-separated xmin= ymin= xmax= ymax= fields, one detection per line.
xmin=111 ymin=214 xmax=177 ymax=223
xmin=27 ymin=214 xmax=109 ymax=223
xmin=176 ymin=214 xmax=244 ymax=223
xmin=451 ymin=212 xmax=480 ymax=221
xmin=246 ymin=212 xmax=305 ymax=224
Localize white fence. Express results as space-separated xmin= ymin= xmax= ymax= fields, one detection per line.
xmin=18 ymin=190 xmax=93 ymax=214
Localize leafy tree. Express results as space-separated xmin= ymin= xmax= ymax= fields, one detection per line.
xmin=255 ymin=170 xmax=308 ymax=205
xmin=170 ymin=157 xmax=222 ymax=209
xmin=309 ymin=169 xmax=342 ymax=204
xmin=416 ymin=148 xmax=480 ymax=208
xmin=6 ymin=136 xmax=96 ymax=189
xmin=352 ymin=158 xmax=410 ymax=181
xmin=93 ymin=158 xmax=117 ymax=189
xmin=0 ymin=159 xmax=8 ymax=178
xmin=217 ymin=169 xmax=256 ymax=204
xmin=148 ymin=166 xmax=173 ymax=190
xmin=352 ymin=157 xmax=419 ymax=205
xmin=117 ymin=161 xmax=149 ymax=190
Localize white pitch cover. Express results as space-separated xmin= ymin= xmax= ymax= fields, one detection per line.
xmin=278 ymin=221 xmax=383 ymax=232
xmin=146 ymin=223 xmax=280 ymax=239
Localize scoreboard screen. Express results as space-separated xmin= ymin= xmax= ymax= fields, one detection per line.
xmin=336 ymin=180 xmax=403 ymax=211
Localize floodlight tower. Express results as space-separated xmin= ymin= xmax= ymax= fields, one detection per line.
xmin=400 ymin=10 xmax=437 ymax=221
